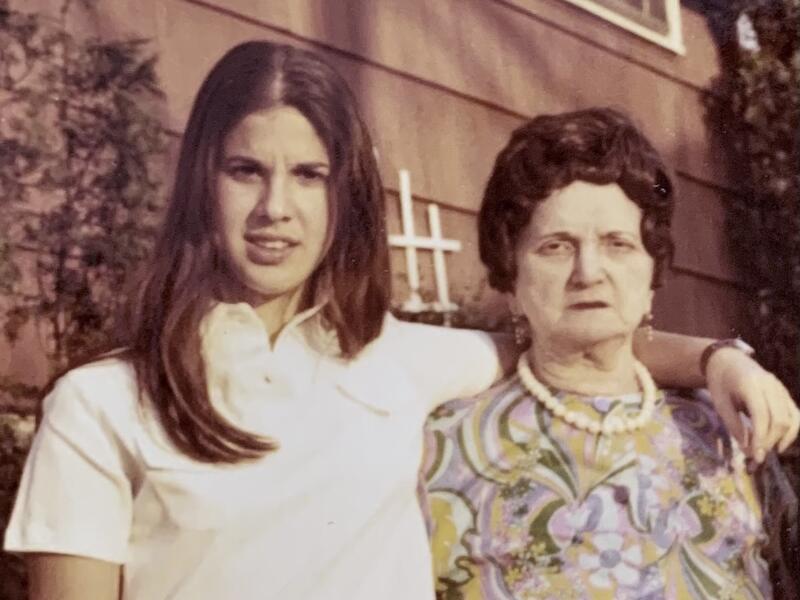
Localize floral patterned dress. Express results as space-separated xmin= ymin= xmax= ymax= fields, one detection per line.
xmin=421 ymin=377 xmax=771 ymax=600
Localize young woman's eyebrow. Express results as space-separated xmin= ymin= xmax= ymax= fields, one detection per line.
xmin=221 ymin=153 xmax=261 ymax=164
xmin=294 ymin=160 xmax=330 ymax=170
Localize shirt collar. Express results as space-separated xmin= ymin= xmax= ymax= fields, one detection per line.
xmin=201 ymin=301 xmax=338 ymax=357
xmin=199 ymin=302 xmax=402 ymax=421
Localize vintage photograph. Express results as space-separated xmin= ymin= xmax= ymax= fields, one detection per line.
xmin=1 ymin=1 xmax=798 ymax=598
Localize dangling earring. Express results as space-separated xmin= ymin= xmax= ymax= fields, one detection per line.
xmin=513 ymin=314 xmax=530 ymax=347
xmin=641 ymin=311 xmax=654 ymax=342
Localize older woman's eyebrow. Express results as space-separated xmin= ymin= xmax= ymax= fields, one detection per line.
xmin=600 ymin=230 xmax=642 ymax=241
xmin=533 ymin=231 xmax=576 ymax=240
xmin=530 ymin=230 xmax=642 ymax=246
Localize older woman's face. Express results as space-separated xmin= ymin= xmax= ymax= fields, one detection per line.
xmin=513 ymin=181 xmax=654 ymax=351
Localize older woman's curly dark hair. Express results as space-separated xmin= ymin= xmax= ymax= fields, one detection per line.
xmin=479 ymin=107 xmax=675 ymax=292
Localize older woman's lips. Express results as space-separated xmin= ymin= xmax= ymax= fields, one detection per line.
xmin=568 ymin=302 xmax=609 ymax=310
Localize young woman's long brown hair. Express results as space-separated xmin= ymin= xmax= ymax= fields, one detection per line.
xmin=125 ymin=42 xmax=390 ymax=463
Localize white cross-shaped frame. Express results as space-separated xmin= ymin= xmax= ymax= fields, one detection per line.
xmin=388 ymin=169 xmax=461 ymax=315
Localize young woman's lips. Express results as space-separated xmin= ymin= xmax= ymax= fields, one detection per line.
xmin=244 ymin=234 xmax=298 ymax=265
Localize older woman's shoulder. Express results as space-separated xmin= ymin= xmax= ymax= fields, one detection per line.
xmin=659 ymin=387 xmax=747 ymax=458
xmin=661 ymin=387 xmax=717 ymax=413
xmin=427 ymin=375 xmax=523 ymax=424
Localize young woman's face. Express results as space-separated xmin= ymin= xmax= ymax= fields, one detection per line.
xmin=513 ymin=181 xmax=654 ymax=351
xmin=216 ymin=106 xmax=331 ymax=308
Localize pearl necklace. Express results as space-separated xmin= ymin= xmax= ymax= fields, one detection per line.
xmin=516 ymin=354 xmax=657 ymax=435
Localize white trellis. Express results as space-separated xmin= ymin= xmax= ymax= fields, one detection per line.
xmin=388 ymin=169 xmax=461 ymax=317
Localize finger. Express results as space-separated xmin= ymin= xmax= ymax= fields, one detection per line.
xmin=780 ymin=405 xmax=800 ymax=453
xmin=755 ymin=375 xmax=792 ymax=457
xmin=753 ymin=376 xmax=790 ymax=461
xmin=766 ymin=376 xmax=791 ymax=452
xmin=739 ymin=412 xmax=752 ymax=453
xmin=737 ymin=378 xmax=769 ymax=458
xmin=774 ymin=377 xmax=800 ymax=453
xmin=712 ymin=390 xmax=748 ymax=453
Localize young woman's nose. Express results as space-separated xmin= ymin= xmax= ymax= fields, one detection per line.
xmin=256 ymin=172 xmax=290 ymax=221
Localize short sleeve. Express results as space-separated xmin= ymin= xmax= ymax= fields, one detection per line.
xmin=389 ymin=319 xmax=502 ymax=411
xmin=3 ymin=373 xmax=134 ymax=563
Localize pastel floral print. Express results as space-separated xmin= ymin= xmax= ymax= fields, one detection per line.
xmin=421 ymin=379 xmax=771 ymax=599
xmin=576 ymin=532 xmax=642 ymax=589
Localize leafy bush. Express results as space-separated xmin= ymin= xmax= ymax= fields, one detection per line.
xmin=705 ymin=0 xmax=799 ymax=399
xmin=704 ymin=1 xmax=799 ymax=596
xmin=0 ymin=1 xmax=166 ymax=596
xmin=0 ymin=0 xmax=167 ymax=372
xmin=0 ymin=413 xmax=34 ymax=600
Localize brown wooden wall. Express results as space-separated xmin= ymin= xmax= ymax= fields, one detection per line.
xmin=2 ymin=0 xmax=751 ymax=388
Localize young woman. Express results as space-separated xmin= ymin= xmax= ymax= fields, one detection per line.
xmin=5 ymin=42 xmax=797 ymax=600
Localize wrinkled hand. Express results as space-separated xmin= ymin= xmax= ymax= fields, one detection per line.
xmin=706 ymin=348 xmax=800 ymax=463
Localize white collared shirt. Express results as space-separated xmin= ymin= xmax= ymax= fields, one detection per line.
xmin=5 ymin=303 xmax=500 ymax=599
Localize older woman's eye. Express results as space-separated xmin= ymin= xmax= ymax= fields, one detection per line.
xmin=538 ymin=240 xmax=573 ymax=255
xmin=605 ymin=238 xmax=638 ymax=252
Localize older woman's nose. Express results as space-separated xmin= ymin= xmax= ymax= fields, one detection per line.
xmin=570 ymin=246 xmax=604 ymax=287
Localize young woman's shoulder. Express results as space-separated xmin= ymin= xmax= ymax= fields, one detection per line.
xmin=42 ymin=354 xmax=140 ymax=439
xmin=59 ymin=353 xmax=137 ymax=386
xmin=5 ymin=354 xmax=141 ymax=564
xmin=370 ymin=315 xmax=502 ymax=406
xmin=378 ymin=315 xmax=494 ymax=354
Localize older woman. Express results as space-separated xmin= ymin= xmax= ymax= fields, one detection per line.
xmin=423 ymin=109 xmax=772 ymax=599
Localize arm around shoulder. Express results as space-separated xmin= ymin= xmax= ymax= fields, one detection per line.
xmin=633 ymin=328 xmax=711 ymax=387
xmin=636 ymin=330 xmax=800 ymax=459
xmin=392 ymin=320 xmax=504 ymax=407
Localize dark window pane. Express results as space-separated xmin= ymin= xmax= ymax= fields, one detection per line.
xmin=590 ymin=0 xmax=670 ymax=34
xmin=650 ymin=0 xmax=668 ymax=21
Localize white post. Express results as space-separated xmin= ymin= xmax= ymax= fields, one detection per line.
xmin=389 ymin=169 xmax=462 ymax=321
xmin=398 ymin=169 xmax=425 ymax=312
xmin=427 ymin=203 xmax=457 ymax=313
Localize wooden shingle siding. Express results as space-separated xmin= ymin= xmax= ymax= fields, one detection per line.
xmin=194 ymin=0 xmax=734 ymax=187
xmin=3 ymin=0 xmax=751 ymax=391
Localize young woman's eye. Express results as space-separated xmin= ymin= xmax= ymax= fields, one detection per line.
xmin=224 ymin=161 xmax=262 ymax=181
xmin=293 ymin=166 xmax=329 ymax=184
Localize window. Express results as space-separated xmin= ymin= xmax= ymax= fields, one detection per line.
xmin=561 ymin=0 xmax=685 ymax=54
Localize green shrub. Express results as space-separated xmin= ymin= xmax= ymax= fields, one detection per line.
xmin=0 ymin=413 xmax=34 ymax=600
xmin=703 ymin=1 xmax=799 ymax=596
